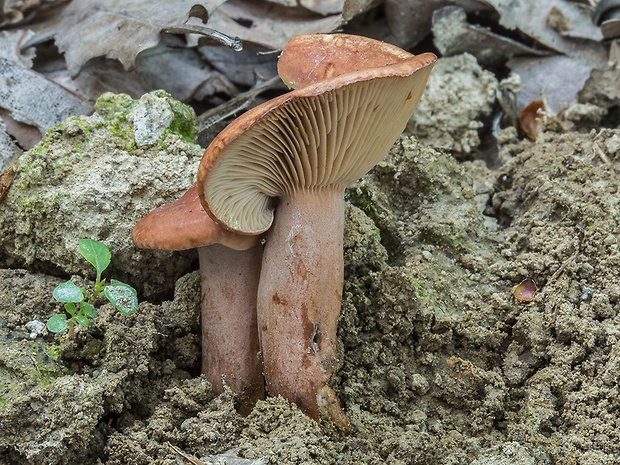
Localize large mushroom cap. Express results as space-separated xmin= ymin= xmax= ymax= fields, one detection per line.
xmin=132 ymin=184 xmax=260 ymax=251
xmin=277 ymin=34 xmax=416 ymax=89
xmin=197 ymin=34 xmax=436 ymax=235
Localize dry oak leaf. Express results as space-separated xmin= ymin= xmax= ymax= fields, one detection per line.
xmin=207 ymin=0 xmax=343 ymax=50
xmin=0 ymin=30 xmax=92 ymax=153
xmin=31 ymin=0 xmax=226 ymax=77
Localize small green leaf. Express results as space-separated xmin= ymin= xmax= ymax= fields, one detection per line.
xmin=75 ymin=314 xmax=90 ymax=328
xmin=79 ymin=239 xmax=111 ymax=275
xmin=53 ymin=281 xmax=84 ymax=303
xmin=64 ymin=302 xmax=76 ymax=316
xmin=80 ymin=301 xmax=97 ymax=318
xmin=47 ymin=314 xmax=68 ymax=333
xmin=104 ymin=282 xmax=138 ymax=315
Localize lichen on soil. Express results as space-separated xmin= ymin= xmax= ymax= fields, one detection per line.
xmin=1 ymin=54 xmax=620 ymax=464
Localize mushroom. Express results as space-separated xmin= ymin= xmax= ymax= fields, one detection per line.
xmin=132 ymin=184 xmax=264 ymax=414
xmin=197 ymin=34 xmax=436 ymax=425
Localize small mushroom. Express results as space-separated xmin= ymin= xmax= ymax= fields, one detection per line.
xmin=197 ymin=34 xmax=436 ymax=425
xmin=132 ymin=184 xmax=264 ymax=414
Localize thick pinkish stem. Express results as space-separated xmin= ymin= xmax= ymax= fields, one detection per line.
xmin=257 ymin=187 xmax=348 ymax=427
xmin=199 ymin=244 xmax=264 ymax=415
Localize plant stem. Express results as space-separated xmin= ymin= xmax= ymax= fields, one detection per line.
xmin=68 ymin=318 xmax=75 ymax=340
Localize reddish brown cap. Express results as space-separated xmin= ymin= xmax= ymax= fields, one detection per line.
xmin=197 ymin=34 xmax=436 ymax=235
xmin=132 ymin=184 xmax=260 ymax=251
xmin=277 ymin=34 xmax=416 ymax=89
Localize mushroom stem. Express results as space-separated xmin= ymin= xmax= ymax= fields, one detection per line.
xmin=199 ymin=243 xmax=265 ymax=415
xmin=257 ymin=186 xmax=347 ymax=425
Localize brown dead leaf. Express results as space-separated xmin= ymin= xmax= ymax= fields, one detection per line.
xmin=136 ymin=38 xmax=239 ymax=102
xmin=36 ymin=34 xmax=236 ymax=103
xmin=483 ymin=0 xmax=607 ymax=112
xmin=0 ymin=56 xmax=92 ymax=131
xmin=513 ymin=278 xmax=537 ymax=301
xmin=342 ymin=0 xmax=384 ymax=22
xmin=207 ymin=0 xmax=343 ymax=50
xmin=0 ymin=29 xmax=35 ymax=66
xmin=0 ymin=109 xmax=41 ymax=150
xmin=199 ymin=43 xmax=278 ymax=87
xmin=518 ymin=100 xmax=544 ymax=140
xmin=432 ymin=6 xmax=551 ymax=66
xmin=0 ymin=30 xmax=42 ymax=166
xmin=594 ymin=0 xmax=620 ymax=39
xmin=579 ymin=64 xmax=620 ymax=109
xmin=385 ymin=0 xmax=492 ymax=49
xmin=547 ymin=5 xmax=573 ymax=34
xmin=0 ymin=30 xmax=92 ymax=132
xmin=44 ymin=58 xmax=151 ymax=102
xmin=29 ymin=0 xmax=227 ymax=77
xmin=507 ymin=51 xmax=607 ymax=113
xmin=486 ymin=0 xmax=602 ymax=50
xmin=265 ymin=0 xmax=356 ymax=16
xmin=0 ymin=165 xmax=16 ymax=200
xmin=0 ymin=117 xmax=20 ymax=170
xmin=0 ymin=0 xmax=63 ymax=27
xmin=298 ymin=0 xmax=345 ymax=15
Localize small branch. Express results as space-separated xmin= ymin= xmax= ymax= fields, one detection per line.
xmin=167 ymin=443 xmax=206 ymax=465
xmin=546 ymin=227 xmax=585 ymax=287
xmin=198 ymin=75 xmax=281 ymax=132
xmin=162 ymin=25 xmax=242 ymax=51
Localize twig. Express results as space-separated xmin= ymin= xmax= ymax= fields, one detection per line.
xmin=198 ymin=75 xmax=281 ymax=131
xmin=162 ymin=25 xmax=242 ymax=51
xmin=593 ymin=141 xmax=610 ymax=163
xmin=592 ymin=129 xmax=610 ymax=164
xmin=167 ymin=443 xmax=206 ymax=465
xmin=546 ymin=227 xmax=585 ymax=286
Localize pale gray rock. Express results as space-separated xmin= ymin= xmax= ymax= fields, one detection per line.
xmin=0 ymin=90 xmax=202 ymax=298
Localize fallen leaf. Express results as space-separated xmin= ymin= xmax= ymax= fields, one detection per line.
xmin=0 ymin=0 xmax=61 ymax=27
xmin=29 ymin=0 xmax=227 ymax=77
xmin=0 ymin=30 xmax=92 ymax=132
xmin=342 ymin=0 xmax=384 ymax=22
xmin=432 ymin=6 xmax=551 ymax=67
xmin=0 ymin=28 xmax=35 ymax=65
xmin=480 ymin=0 xmax=607 ymax=111
xmin=518 ymin=100 xmax=544 ymax=140
xmin=199 ymin=43 xmax=278 ymax=87
xmin=43 ymin=58 xmax=151 ymax=102
xmin=207 ymin=0 xmax=343 ymax=50
xmin=385 ymin=0 xmax=492 ymax=49
xmin=1 ymin=30 xmax=68 ymax=166
xmin=0 ymin=118 xmax=20 ymax=171
xmin=265 ymin=0 xmax=360 ymax=16
xmin=547 ymin=5 xmax=573 ymax=34
xmin=0 ymin=165 xmax=16 ymax=200
xmin=486 ymin=0 xmax=602 ymax=50
xmin=298 ymin=0 xmax=345 ymax=15
xmin=579 ymin=64 xmax=620 ymax=109
xmin=507 ymin=51 xmax=607 ymax=113
xmin=0 ymin=58 xmax=93 ymax=131
xmin=0 ymin=108 xmax=41 ymax=150
xmin=35 ymin=34 xmax=236 ymax=104
xmin=593 ymin=0 xmax=620 ymax=39
xmin=601 ymin=20 xmax=620 ymax=39
xmin=136 ymin=39 xmax=239 ymax=102
xmin=513 ymin=278 xmax=537 ymax=301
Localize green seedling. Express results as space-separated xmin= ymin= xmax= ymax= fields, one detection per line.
xmin=47 ymin=239 xmax=138 ymax=337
